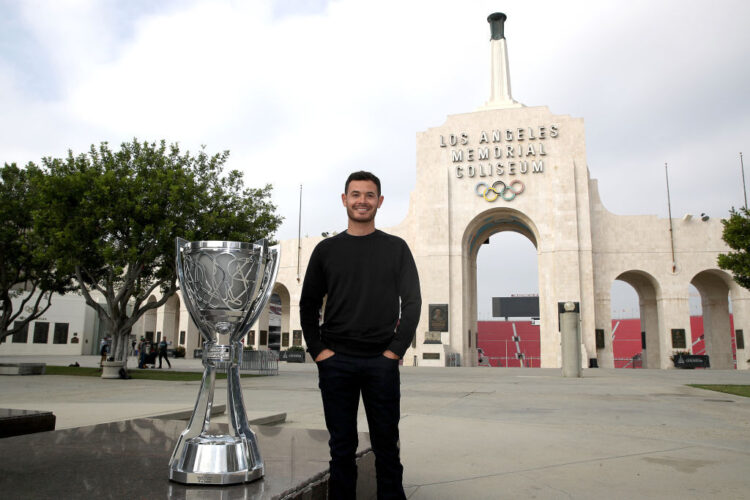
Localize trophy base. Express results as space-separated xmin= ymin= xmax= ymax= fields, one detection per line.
xmin=169 ymin=434 xmax=264 ymax=485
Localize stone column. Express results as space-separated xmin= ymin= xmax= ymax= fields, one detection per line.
xmin=594 ymin=292 xmax=614 ymax=368
xmin=560 ymin=303 xmax=582 ymax=377
xmin=178 ymin=302 xmax=190 ymax=346
xmin=640 ymin=297 xmax=660 ymax=369
xmin=657 ymin=295 xmax=691 ymax=369
xmin=701 ymin=291 xmax=733 ymax=369
xmin=730 ymin=287 xmax=750 ymax=370
xmin=155 ymin=306 xmax=166 ymax=343
xmin=253 ymin=306 xmax=270 ymax=351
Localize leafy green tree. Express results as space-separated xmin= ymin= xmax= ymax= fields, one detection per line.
xmin=0 ymin=163 xmax=72 ymax=342
xmin=718 ymin=206 xmax=750 ymax=290
xmin=34 ymin=139 xmax=281 ymax=365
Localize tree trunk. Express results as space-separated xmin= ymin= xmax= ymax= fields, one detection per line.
xmin=112 ymin=327 xmax=132 ymax=372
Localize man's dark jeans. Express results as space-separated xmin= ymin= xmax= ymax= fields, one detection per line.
xmin=317 ymin=353 xmax=406 ymax=500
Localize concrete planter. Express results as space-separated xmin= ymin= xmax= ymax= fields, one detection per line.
xmin=101 ymin=360 xmax=126 ymax=379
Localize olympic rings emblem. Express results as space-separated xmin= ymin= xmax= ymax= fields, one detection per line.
xmin=474 ymin=180 xmax=525 ymax=202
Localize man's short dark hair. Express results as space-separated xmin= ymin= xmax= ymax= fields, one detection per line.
xmin=345 ymin=171 xmax=381 ymax=196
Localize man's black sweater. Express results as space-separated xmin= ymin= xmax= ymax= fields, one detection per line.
xmin=299 ymin=230 xmax=421 ymax=359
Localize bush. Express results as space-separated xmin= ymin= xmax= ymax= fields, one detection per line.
xmin=174 ymin=346 xmax=186 ymax=358
xmin=287 ymin=345 xmax=305 ymax=352
xmin=670 ymin=351 xmax=690 ymax=362
xmin=243 ymin=345 xmax=255 ymax=351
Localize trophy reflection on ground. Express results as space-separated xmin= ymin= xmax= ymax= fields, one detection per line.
xmin=169 ymin=238 xmax=279 ymax=485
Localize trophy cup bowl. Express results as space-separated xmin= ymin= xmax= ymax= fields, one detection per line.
xmin=169 ymin=238 xmax=279 ymax=485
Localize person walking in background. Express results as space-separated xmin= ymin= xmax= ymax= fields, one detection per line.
xmin=300 ymin=171 xmax=421 ymax=499
xmin=137 ymin=337 xmax=146 ymax=368
xmin=99 ymin=337 xmax=109 ymax=368
xmin=158 ymin=338 xmax=171 ymax=369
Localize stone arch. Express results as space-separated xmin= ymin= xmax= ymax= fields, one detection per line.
xmin=461 ymin=207 xmax=542 ymax=366
xmin=614 ymin=270 xmax=662 ymax=368
xmin=691 ymin=269 xmax=735 ymax=369
xmin=162 ymin=294 xmax=181 ymax=346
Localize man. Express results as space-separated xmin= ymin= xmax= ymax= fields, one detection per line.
xmin=300 ymin=171 xmax=421 ymax=499
xmin=157 ymin=338 xmax=171 ymax=369
xmin=99 ymin=337 xmax=109 ymax=368
xmin=137 ymin=337 xmax=146 ymax=369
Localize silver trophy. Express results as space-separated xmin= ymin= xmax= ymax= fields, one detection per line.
xmin=169 ymin=238 xmax=279 ymax=485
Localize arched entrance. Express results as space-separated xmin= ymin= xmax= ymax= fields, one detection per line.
xmin=613 ymin=271 xmax=661 ymax=368
xmin=609 ymin=280 xmax=641 ymax=368
xmin=162 ymin=294 xmax=181 ymax=346
xmin=476 ymin=231 xmax=539 ymax=367
xmin=462 ymin=208 xmax=543 ymax=367
xmin=691 ymin=269 xmax=735 ymax=369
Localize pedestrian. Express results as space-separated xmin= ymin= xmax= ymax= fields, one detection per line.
xmin=300 ymin=171 xmax=421 ymax=499
xmin=158 ymin=338 xmax=171 ymax=369
xmin=99 ymin=338 xmax=109 ymax=368
xmin=137 ymin=337 xmax=146 ymax=368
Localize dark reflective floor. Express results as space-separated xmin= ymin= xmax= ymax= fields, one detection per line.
xmin=0 ymin=418 xmax=372 ymax=499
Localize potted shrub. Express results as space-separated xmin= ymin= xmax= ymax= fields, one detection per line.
xmin=286 ymin=345 xmax=306 ymax=363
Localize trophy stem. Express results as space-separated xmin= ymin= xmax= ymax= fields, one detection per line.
xmin=227 ymin=343 xmax=263 ymax=478
xmin=168 ymin=356 xmax=218 ymax=479
xmin=168 ymin=342 xmax=263 ymax=484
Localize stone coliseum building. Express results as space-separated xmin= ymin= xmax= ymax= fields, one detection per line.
xmin=4 ymin=13 xmax=748 ymax=370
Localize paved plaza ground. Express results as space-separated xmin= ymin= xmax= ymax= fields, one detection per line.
xmin=1 ymin=354 xmax=750 ymax=499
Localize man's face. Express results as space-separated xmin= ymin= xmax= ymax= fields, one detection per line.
xmin=342 ymin=180 xmax=383 ymax=223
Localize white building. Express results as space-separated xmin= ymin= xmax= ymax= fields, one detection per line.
xmin=1 ymin=293 xmax=100 ymax=355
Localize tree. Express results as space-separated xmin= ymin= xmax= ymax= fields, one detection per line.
xmin=718 ymin=206 xmax=750 ymax=290
xmin=0 ymin=163 xmax=72 ymax=342
xmin=34 ymin=139 xmax=282 ymax=365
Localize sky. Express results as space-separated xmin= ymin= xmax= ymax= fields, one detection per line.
xmin=2 ymin=0 xmax=749 ymax=319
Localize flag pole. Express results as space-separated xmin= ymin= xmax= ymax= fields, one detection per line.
xmin=297 ymin=184 xmax=302 ymax=282
xmin=665 ymin=163 xmax=676 ymax=273
xmin=740 ymin=152 xmax=748 ymax=210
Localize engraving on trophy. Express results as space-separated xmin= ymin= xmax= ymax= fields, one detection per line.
xmin=169 ymin=238 xmax=279 ymax=485
xmin=206 ymin=345 xmax=231 ymax=361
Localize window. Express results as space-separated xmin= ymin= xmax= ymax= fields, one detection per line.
xmin=33 ymin=322 xmax=50 ymax=344
xmin=179 ymin=330 xmax=186 ymax=345
xmin=53 ymin=323 xmax=69 ymax=344
xmin=12 ymin=321 xmax=29 ymax=343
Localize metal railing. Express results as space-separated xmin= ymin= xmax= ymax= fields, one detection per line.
xmin=614 ymin=354 xmax=643 ymax=369
xmin=487 ymin=356 xmax=542 ymax=368
xmin=240 ymin=350 xmax=279 ymax=375
xmin=446 ymin=352 xmax=461 ymax=367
